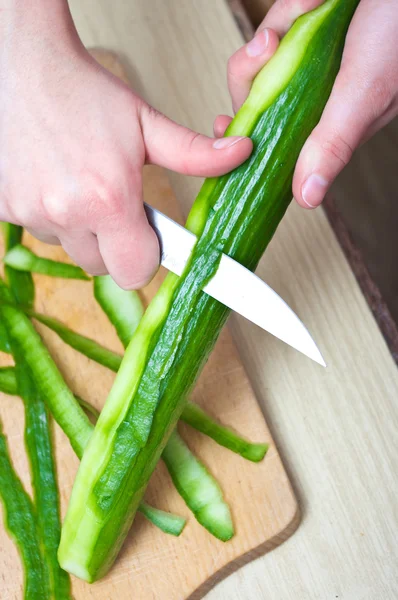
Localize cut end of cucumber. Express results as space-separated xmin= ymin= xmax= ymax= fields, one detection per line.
xmin=58 ymin=557 xmax=93 ymax=583
xmin=242 ymin=443 xmax=269 ymax=463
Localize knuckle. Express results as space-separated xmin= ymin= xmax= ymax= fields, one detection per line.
xmin=180 ymin=131 xmax=202 ymax=175
xmin=321 ymin=133 xmax=353 ymax=168
xmin=41 ymin=193 xmax=71 ymax=228
xmin=8 ymin=198 xmax=36 ymax=226
xmin=84 ymin=176 xmax=125 ymax=228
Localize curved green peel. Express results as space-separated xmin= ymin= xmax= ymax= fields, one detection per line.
xmin=3 ymin=244 xmax=90 ymax=281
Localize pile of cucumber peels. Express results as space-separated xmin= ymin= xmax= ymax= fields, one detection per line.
xmin=0 ymin=223 xmax=268 ymax=597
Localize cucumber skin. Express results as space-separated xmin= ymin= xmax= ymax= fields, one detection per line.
xmin=1 ymin=225 xmax=35 ymax=309
xmin=0 ymin=422 xmax=47 ymax=600
xmin=60 ymin=0 xmax=359 ymax=581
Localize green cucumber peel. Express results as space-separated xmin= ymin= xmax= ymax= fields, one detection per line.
xmin=0 ymin=419 xmax=49 ymax=599
xmin=0 ymin=302 xmax=92 ymax=460
xmin=1 ymin=223 xmax=35 ymax=309
xmin=31 ymin=311 xmax=123 ymax=373
xmin=3 ymin=244 xmax=90 ymax=281
xmin=2 ymin=251 xmax=71 ymax=598
xmin=181 ymin=402 xmax=268 ymax=462
xmin=15 ymin=360 xmax=72 ymax=599
xmin=137 ymin=501 xmax=186 ymax=537
xmin=94 ymin=275 xmax=144 ymax=348
xmin=0 ymin=366 xmax=18 ymax=395
xmin=162 ymin=431 xmax=234 ymax=541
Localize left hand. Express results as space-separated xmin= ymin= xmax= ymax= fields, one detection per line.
xmin=221 ymin=0 xmax=398 ymax=209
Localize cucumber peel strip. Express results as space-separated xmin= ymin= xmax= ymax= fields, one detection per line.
xmin=3 ymin=244 xmax=90 ymax=281
xmin=0 ymin=420 xmax=49 ymax=599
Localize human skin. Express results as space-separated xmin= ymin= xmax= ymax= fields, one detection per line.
xmin=0 ymin=0 xmax=253 ymax=288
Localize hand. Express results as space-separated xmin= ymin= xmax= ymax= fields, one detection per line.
xmin=0 ymin=2 xmax=252 ymax=289
xmin=224 ymin=0 xmax=398 ymax=209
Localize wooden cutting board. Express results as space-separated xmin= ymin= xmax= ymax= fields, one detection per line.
xmin=0 ymin=50 xmax=298 ymax=600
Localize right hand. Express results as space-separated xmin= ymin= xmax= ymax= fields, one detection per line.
xmin=0 ymin=2 xmax=252 ymax=289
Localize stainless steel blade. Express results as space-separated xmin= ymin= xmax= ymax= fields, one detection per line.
xmin=144 ymin=203 xmax=326 ymax=366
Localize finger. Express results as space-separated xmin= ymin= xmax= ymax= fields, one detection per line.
xmin=60 ymin=231 xmax=107 ymax=276
xmin=95 ymin=186 xmax=159 ymax=290
xmin=257 ymin=0 xmax=325 ymax=37
xmin=25 ymin=228 xmax=61 ymax=245
xmin=228 ymin=28 xmax=279 ymax=112
xmin=213 ymin=115 xmax=233 ymax=138
xmin=293 ymin=72 xmax=384 ymax=209
xmin=293 ymin=0 xmax=398 ymax=209
xmin=140 ymin=104 xmax=253 ymax=177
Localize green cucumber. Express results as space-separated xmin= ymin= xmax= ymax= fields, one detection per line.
xmin=93 ymin=274 xmax=233 ymax=538
xmin=94 ymin=275 xmax=144 ymax=348
xmin=3 ymin=244 xmax=90 ymax=281
xmin=59 ymin=0 xmax=359 ymax=582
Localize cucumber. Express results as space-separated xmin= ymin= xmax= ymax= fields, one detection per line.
xmin=59 ymin=0 xmax=359 ymax=582
xmin=93 ymin=274 xmax=234 ymax=539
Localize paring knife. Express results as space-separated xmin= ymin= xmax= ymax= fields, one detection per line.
xmin=144 ymin=203 xmax=326 ymax=367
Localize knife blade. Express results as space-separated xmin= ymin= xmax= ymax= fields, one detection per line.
xmin=144 ymin=203 xmax=326 ymax=367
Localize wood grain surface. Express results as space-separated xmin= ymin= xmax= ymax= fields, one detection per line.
xmin=0 ymin=50 xmax=299 ymax=599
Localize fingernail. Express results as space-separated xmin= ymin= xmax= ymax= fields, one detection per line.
xmin=246 ymin=29 xmax=269 ymax=57
xmin=301 ymin=174 xmax=329 ymax=208
xmin=213 ymin=136 xmax=246 ymax=149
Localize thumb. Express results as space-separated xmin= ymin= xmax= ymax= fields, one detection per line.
xmin=139 ymin=103 xmax=253 ymax=177
xmin=293 ymin=73 xmax=373 ymax=209
xmin=95 ymin=183 xmax=159 ymax=290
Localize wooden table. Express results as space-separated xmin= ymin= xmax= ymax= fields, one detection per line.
xmin=68 ymin=2 xmax=398 ymax=598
